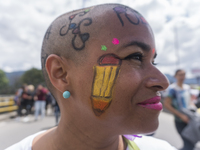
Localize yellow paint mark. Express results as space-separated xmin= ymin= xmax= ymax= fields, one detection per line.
xmin=93 ymin=66 xmax=105 ymax=96
xmin=92 ymin=66 xmax=119 ymax=98
xmin=91 ymin=65 xmax=120 ymax=112
xmin=92 ymin=98 xmax=111 ymax=111
xmin=100 ymin=66 xmax=112 ymax=97
xmin=105 ymin=66 xmax=118 ymax=97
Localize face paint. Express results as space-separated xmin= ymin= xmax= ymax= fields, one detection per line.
xmin=41 ymin=53 xmax=48 ymax=68
xmin=101 ymin=45 xmax=107 ymax=51
xmin=152 ymin=48 xmax=155 ymax=54
xmin=45 ymin=25 xmax=52 ymax=40
xmin=59 ymin=9 xmax=92 ymax=51
xmin=85 ymin=9 xmax=90 ymax=13
xmin=113 ymin=6 xmax=148 ymax=27
xmin=91 ymin=54 xmax=122 ymax=116
xmin=112 ymin=38 xmax=119 ymax=45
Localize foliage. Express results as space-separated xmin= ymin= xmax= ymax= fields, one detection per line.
xmin=0 ymin=69 xmax=9 ymax=94
xmin=0 ymin=68 xmax=45 ymax=95
xmin=20 ymin=68 xmax=45 ymax=88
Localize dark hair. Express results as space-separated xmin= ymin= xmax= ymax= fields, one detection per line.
xmin=174 ymin=69 xmax=185 ymax=76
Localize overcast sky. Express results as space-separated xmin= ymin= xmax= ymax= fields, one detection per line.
xmin=0 ymin=0 xmax=200 ymax=78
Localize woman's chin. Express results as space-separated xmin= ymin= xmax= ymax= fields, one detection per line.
xmin=141 ymin=119 xmax=159 ymax=135
xmin=135 ymin=119 xmax=159 ymax=135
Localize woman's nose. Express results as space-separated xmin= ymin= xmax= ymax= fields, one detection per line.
xmin=145 ymin=68 xmax=169 ymax=91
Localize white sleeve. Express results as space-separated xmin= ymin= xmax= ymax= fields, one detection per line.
xmin=134 ymin=135 xmax=177 ymax=150
xmin=4 ymin=135 xmax=33 ymax=150
xmin=5 ymin=131 xmax=46 ymax=150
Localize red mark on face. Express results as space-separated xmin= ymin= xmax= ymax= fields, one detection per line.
xmin=112 ymin=38 xmax=119 ymax=45
xmin=69 ymin=15 xmax=76 ymax=20
xmin=99 ymin=54 xmax=121 ymax=66
xmin=152 ymin=48 xmax=155 ymax=54
xmin=140 ymin=16 xmax=147 ymax=24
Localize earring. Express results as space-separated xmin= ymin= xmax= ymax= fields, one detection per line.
xmin=63 ymin=91 xmax=70 ymax=99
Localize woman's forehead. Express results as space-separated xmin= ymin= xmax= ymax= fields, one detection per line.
xmin=87 ymin=11 xmax=155 ymax=54
xmin=41 ymin=4 xmax=155 ymax=71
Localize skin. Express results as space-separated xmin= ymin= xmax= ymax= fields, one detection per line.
xmin=164 ymin=70 xmax=190 ymax=123
xmin=33 ymin=5 xmax=169 ymax=150
xmin=22 ymin=87 xmax=32 ymax=100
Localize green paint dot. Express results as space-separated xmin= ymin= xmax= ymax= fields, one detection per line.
xmin=85 ymin=9 xmax=90 ymax=12
xmin=101 ymin=45 xmax=107 ymax=51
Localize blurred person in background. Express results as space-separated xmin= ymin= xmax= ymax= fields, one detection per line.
xmin=196 ymin=86 xmax=200 ymax=108
xmin=45 ymin=88 xmax=53 ymax=115
xmin=34 ymin=84 xmax=48 ymax=121
xmin=27 ymin=84 xmax=36 ymax=114
xmin=22 ymin=86 xmax=32 ymax=116
xmin=14 ymin=89 xmax=21 ymax=121
xmin=16 ymin=85 xmax=28 ymax=118
xmin=16 ymin=86 xmax=24 ymax=106
xmin=51 ymin=93 xmax=60 ymax=126
xmin=14 ymin=90 xmax=19 ymax=105
xmin=164 ymin=69 xmax=196 ymax=150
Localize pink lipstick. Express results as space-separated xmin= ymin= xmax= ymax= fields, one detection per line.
xmin=137 ymin=96 xmax=162 ymax=110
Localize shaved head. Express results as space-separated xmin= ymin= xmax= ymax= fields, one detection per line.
xmin=41 ymin=3 xmax=150 ymax=97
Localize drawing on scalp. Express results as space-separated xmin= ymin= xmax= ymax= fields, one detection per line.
xmin=91 ymin=54 xmax=122 ymax=116
xmin=101 ymin=45 xmax=107 ymax=51
xmin=113 ymin=6 xmax=148 ymax=26
xmin=112 ymin=38 xmax=119 ymax=45
xmin=41 ymin=53 xmax=48 ymax=68
xmin=45 ymin=25 xmax=52 ymax=40
xmin=59 ymin=9 xmax=92 ymax=50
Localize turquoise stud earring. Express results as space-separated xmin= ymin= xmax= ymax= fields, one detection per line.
xmin=63 ymin=91 xmax=70 ymax=99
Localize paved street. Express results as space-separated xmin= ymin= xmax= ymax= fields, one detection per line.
xmin=155 ymin=112 xmax=200 ymax=150
xmin=0 ymin=115 xmax=56 ymax=150
xmin=0 ymin=112 xmax=200 ymax=150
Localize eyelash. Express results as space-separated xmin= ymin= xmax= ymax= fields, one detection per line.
xmin=123 ymin=52 xmax=157 ymax=66
xmin=124 ymin=52 xmax=143 ymax=61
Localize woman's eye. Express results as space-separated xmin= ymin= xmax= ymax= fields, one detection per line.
xmin=124 ymin=53 xmax=143 ymax=62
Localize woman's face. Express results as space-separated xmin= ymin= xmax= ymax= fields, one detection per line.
xmin=68 ymin=12 xmax=169 ymax=135
xmin=175 ymin=70 xmax=186 ymax=83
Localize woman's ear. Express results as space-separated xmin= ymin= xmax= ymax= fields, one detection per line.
xmin=45 ymin=54 xmax=69 ymax=93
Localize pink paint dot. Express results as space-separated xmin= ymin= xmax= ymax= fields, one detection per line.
xmin=112 ymin=38 xmax=119 ymax=45
xmin=152 ymin=48 xmax=155 ymax=54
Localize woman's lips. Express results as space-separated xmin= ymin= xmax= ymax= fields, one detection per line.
xmin=137 ymin=96 xmax=162 ymax=111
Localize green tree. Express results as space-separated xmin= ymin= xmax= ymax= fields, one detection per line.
xmin=0 ymin=69 xmax=9 ymax=94
xmin=20 ymin=68 xmax=45 ymax=87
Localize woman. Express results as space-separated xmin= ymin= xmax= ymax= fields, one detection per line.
xmin=164 ymin=69 xmax=196 ymax=150
xmin=6 ymin=4 xmax=176 ymax=150
xmin=20 ymin=86 xmax=32 ymax=116
xmin=34 ymin=84 xmax=47 ymax=120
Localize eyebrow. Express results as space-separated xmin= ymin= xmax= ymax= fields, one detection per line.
xmin=122 ymin=41 xmax=151 ymax=52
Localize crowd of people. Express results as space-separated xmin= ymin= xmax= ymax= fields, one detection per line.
xmin=14 ymin=84 xmax=60 ymax=125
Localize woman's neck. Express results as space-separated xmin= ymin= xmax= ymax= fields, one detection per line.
xmin=177 ymin=81 xmax=183 ymax=88
xmin=49 ymin=119 xmax=126 ymax=150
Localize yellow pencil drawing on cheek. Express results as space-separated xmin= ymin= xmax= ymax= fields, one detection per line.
xmin=91 ymin=54 xmax=122 ymax=116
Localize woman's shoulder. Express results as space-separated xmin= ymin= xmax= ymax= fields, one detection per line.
xmin=5 ymin=131 xmax=46 ymax=150
xmin=134 ymin=135 xmax=177 ymax=150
